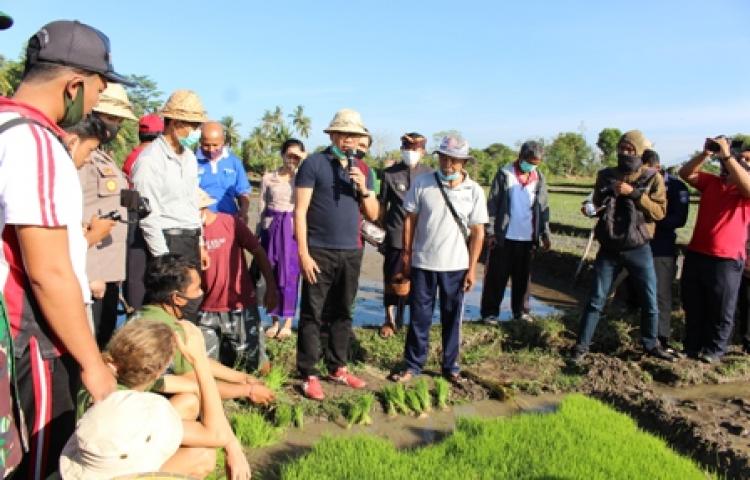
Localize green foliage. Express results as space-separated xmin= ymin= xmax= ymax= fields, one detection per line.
xmin=414 ymin=378 xmax=432 ymax=412
xmin=123 ymin=74 xmax=163 ymax=116
xmin=347 ymin=393 xmax=375 ymax=428
xmin=292 ymin=404 xmax=305 ymax=430
xmin=380 ymin=385 xmax=399 ymax=417
xmin=0 ymin=53 xmax=23 ymax=96
xmin=597 ymin=128 xmax=622 ymax=167
xmin=281 ymin=395 xmax=711 ymax=480
xmin=404 ymin=388 xmax=424 ymax=415
xmin=230 ymin=411 xmax=282 ymax=448
xmin=274 ymin=403 xmax=293 ymax=428
xmin=433 ymin=377 xmax=450 ymax=410
xmin=264 ymin=365 xmax=289 ymax=393
xmin=241 ymin=105 xmax=311 ymax=175
xmin=545 ymin=132 xmax=596 ymax=176
xmin=220 ymin=115 xmax=242 ymax=149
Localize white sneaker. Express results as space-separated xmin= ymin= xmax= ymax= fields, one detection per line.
xmin=481 ymin=315 xmax=500 ymax=325
xmin=514 ymin=313 xmax=534 ymax=323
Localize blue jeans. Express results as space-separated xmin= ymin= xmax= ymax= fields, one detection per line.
xmin=404 ymin=268 xmax=465 ymax=375
xmin=576 ymin=244 xmax=659 ymax=352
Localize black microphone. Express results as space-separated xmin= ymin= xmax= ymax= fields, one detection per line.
xmin=345 ymin=149 xmax=359 ymax=195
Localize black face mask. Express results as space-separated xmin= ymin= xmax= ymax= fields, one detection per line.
xmin=617 ymin=153 xmax=642 ymax=174
xmin=176 ymin=293 xmax=204 ymax=322
xmin=353 ymin=149 xmax=366 ymax=160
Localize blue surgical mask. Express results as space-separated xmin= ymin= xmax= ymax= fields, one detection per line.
xmin=519 ymin=160 xmax=537 ymax=173
xmin=437 ymin=170 xmax=460 ymax=182
xmin=179 ymin=128 xmax=201 ymax=149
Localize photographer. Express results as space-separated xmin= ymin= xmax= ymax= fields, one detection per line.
xmin=679 ymin=137 xmax=750 ymax=363
xmin=572 ymin=130 xmax=674 ymax=362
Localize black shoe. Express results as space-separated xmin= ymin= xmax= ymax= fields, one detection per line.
xmin=646 ymin=346 xmax=677 ymax=362
xmin=662 ymin=343 xmax=685 ymax=359
xmin=569 ymin=348 xmax=587 ymax=364
xmin=684 ymin=349 xmax=701 ymax=360
xmin=698 ymin=351 xmax=721 ymax=364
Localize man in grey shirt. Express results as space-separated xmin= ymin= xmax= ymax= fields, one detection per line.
xmin=391 ymin=134 xmax=488 ymax=383
xmin=132 ymin=90 xmax=208 ymax=269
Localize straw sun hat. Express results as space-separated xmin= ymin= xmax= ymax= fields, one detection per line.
xmin=93 ymin=83 xmax=137 ymax=121
xmin=160 ymin=89 xmax=208 ymax=123
xmin=323 ymin=108 xmax=369 ymax=136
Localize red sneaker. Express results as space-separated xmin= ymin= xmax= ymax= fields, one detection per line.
xmin=328 ymin=367 xmax=367 ymax=389
xmin=302 ymin=376 xmax=325 ymax=400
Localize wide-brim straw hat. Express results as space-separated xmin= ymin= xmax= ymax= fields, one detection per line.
xmin=160 ymin=89 xmax=208 ymax=123
xmin=323 ymin=108 xmax=369 ymax=136
xmin=93 ymin=83 xmax=137 ymax=121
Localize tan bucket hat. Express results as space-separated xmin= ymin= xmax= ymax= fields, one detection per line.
xmin=93 ymin=83 xmax=137 ymax=121
xmin=160 ymin=89 xmax=208 ymax=123
xmin=323 ymin=108 xmax=368 ymax=136
xmin=59 ymin=390 xmax=183 ymax=480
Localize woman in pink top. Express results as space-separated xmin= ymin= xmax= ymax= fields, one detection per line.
xmin=260 ymin=139 xmax=306 ymax=339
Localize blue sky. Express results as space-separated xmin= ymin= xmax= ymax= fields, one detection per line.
xmin=2 ymin=0 xmax=748 ymax=165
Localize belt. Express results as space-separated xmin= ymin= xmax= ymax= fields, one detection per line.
xmin=162 ymin=228 xmax=201 ymax=237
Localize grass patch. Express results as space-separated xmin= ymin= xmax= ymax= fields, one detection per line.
xmin=230 ymin=410 xmax=282 ymax=448
xmin=281 ymin=394 xmax=711 ymax=480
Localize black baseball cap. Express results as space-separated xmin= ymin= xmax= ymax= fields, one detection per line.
xmin=0 ymin=11 xmax=12 ymax=30
xmin=25 ymin=20 xmax=134 ymax=86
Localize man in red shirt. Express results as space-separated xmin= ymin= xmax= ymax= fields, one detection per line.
xmin=198 ymin=189 xmax=278 ymax=372
xmin=679 ymin=136 xmax=750 ymax=363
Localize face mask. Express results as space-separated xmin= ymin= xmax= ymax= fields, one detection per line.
xmin=353 ymin=149 xmax=366 ymax=160
xmin=330 ymin=145 xmax=346 ymax=160
xmin=437 ymin=170 xmax=460 ymax=182
xmin=202 ymin=147 xmax=223 ymax=161
xmin=60 ymin=83 xmax=85 ymax=128
xmin=519 ymin=160 xmax=537 ymax=173
xmin=179 ymin=128 xmax=201 ymax=149
xmin=617 ymin=153 xmax=642 ymax=174
xmin=401 ymin=150 xmax=421 ymax=167
xmin=100 ymin=118 xmax=121 ymax=144
xmin=176 ymin=292 xmax=203 ymax=322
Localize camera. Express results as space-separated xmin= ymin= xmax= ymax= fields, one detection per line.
xmin=120 ymin=189 xmax=152 ymax=219
xmin=99 ymin=210 xmax=122 ymax=222
xmin=705 ymin=136 xmax=744 ymax=155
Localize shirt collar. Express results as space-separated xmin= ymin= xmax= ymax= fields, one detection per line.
xmin=0 ymin=96 xmax=66 ymax=138
xmin=195 ymin=146 xmax=229 ymax=162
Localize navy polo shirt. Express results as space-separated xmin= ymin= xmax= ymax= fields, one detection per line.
xmin=296 ymin=147 xmax=373 ymax=250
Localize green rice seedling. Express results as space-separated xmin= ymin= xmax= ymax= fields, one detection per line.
xmin=264 ymin=365 xmax=289 ymax=393
xmin=357 ymin=393 xmax=374 ymax=426
xmin=230 ymin=411 xmax=281 ymax=448
xmin=346 ymin=398 xmax=363 ymax=429
xmin=292 ymin=404 xmax=304 ymax=430
xmin=414 ymin=378 xmax=432 ymax=412
xmin=380 ymin=385 xmax=398 ymax=417
xmin=405 ymin=388 xmax=425 ymax=416
xmin=274 ymin=403 xmax=293 ymax=429
xmin=392 ymin=383 xmax=409 ymax=415
xmin=433 ymin=377 xmax=450 ymax=410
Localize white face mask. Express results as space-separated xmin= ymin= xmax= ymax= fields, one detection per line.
xmin=401 ymin=150 xmax=421 ymax=167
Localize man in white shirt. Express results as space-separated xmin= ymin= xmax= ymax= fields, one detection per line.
xmin=391 ymin=135 xmax=488 ymax=383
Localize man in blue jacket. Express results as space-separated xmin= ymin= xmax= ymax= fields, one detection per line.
xmin=642 ymin=150 xmax=689 ymax=355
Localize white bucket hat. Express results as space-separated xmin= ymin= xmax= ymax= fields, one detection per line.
xmin=433 ymin=134 xmax=474 ymax=162
xmin=59 ymin=390 xmax=183 ymax=480
xmin=323 ymin=108 xmax=369 ymax=136
xmin=93 ymin=83 xmax=137 ymax=121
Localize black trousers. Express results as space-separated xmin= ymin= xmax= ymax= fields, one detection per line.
xmin=653 ymin=255 xmax=677 ymax=341
xmin=91 ymin=281 xmax=120 ymax=349
xmin=297 ymin=248 xmax=362 ymax=378
xmin=736 ymin=275 xmax=750 ymax=349
xmin=163 ymin=231 xmax=201 ymax=269
xmin=124 ymin=222 xmax=149 ymax=310
xmin=382 ymin=245 xmax=406 ymax=307
xmin=480 ymin=239 xmax=533 ymax=318
xmin=681 ymin=251 xmax=743 ymax=356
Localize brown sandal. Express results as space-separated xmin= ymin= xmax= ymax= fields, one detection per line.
xmin=389 ymin=370 xmax=414 ymax=383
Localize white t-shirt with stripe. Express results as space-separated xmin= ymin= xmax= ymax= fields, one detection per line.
xmin=0 ymin=112 xmax=91 ymax=304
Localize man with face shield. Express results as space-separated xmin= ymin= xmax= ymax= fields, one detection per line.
xmin=0 ymin=19 xmax=131 ymax=478
xmin=679 ymin=137 xmax=750 ymax=363
xmin=294 ymin=108 xmax=379 ymax=400
xmin=132 ymin=90 xmax=209 ymax=270
xmin=571 ymin=130 xmax=674 ymax=363
xmin=196 ymin=121 xmax=252 ymax=224
xmin=78 ymin=84 xmax=137 ymax=349
xmin=377 ymin=132 xmax=432 ymax=338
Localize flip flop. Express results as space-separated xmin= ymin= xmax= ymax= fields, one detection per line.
xmin=389 ymin=370 xmax=414 ymax=383
xmin=379 ymin=323 xmax=396 ymax=338
xmin=276 ymin=326 xmax=292 ymax=340
xmin=265 ymin=324 xmax=280 ymax=338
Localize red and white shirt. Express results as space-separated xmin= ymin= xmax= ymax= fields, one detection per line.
xmin=0 ymin=98 xmax=90 ymax=359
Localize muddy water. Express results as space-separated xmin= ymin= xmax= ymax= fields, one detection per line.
xmin=653 ymin=381 xmax=750 ymax=402
xmin=247 ymin=394 xmax=563 ymax=475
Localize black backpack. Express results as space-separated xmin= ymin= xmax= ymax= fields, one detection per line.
xmin=594 ymin=169 xmax=658 ymax=251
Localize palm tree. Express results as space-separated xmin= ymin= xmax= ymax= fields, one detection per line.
xmin=220 ymin=115 xmax=242 ymax=147
xmin=289 ymin=105 xmax=311 ymax=139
